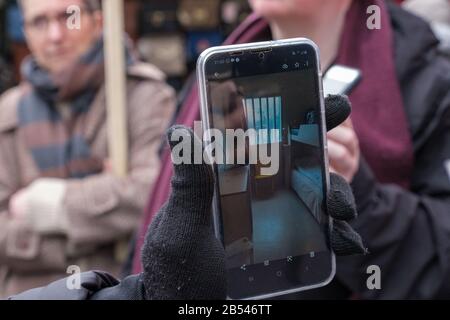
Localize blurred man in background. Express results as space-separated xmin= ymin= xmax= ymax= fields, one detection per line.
xmin=0 ymin=0 xmax=175 ymax=298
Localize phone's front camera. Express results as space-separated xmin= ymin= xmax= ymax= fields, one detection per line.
xmin=258 ymin=52 xmax=265 ymax=60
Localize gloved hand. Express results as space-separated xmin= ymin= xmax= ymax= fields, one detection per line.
xmin=141 ymin=94 xmax=366 ymax=300
xmin=141 ymin=123 xmax=225 ymax=300
xmin=8 ymin=96 xmax=366 ymax=301
xmin=324 ymin=95 xmax=367 ymax=256
xmin=8 ymin=178 xmax=69 ymax=234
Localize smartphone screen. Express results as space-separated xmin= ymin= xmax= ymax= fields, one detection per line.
xmin=200 ymin=41 xmax=334 ymax=299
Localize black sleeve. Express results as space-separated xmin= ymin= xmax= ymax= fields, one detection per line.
xmin=89 ymin=274 xmax=146 ymax=300
xmin=8 ymin=271 xmax=121 ymax=300
xmin=335 ymin=93 xmax=450 ymax=299
xmin=7 ymin=271 xmax=146 ymax=300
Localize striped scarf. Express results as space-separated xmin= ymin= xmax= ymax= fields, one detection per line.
xmin=18 ymin=37 xmax=134 ymax=179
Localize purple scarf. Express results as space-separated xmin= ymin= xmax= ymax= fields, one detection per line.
xmin=133 ymin=0 xmax=414 ymax=273
xmin=336 ymin=0 xmax=414 ymax=189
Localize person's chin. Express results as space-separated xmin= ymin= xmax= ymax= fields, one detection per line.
xmin=46 ymin=55 xmax=77 ymax=72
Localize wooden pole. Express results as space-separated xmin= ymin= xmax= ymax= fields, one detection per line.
xmin=102 ymin=0 xmax=128 ymax=177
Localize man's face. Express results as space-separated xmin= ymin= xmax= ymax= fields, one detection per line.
xmin=22 ymin=0 xmax=103 ymax=74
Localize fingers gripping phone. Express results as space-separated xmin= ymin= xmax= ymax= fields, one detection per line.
xmin=197 ymin=38 xmax=335 ymax=299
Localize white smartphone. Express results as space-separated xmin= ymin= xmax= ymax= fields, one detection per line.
xmin=323 ymin=65 xmax=361 ymax=96
xmin=197 ymin=38 xmax=335 ymax=300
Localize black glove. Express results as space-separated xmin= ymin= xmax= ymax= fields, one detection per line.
xmin=325 ymin=95 xmax=367 ymax=256
xmin=141 ymin=94 xmax=366 ymax=300
xmin=141 ymin=124 xmax=226 ymax=300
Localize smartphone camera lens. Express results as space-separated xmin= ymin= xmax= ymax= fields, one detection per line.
xmin=259 ymin=52 xmax=265 ymax=60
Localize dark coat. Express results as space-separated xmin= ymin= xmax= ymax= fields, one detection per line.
xmin=8 ymin=271 xmax=145 ymax=300
xmin=335 ymin=3 xmax=450 ymax=299
xmin=291 ymin=3 xmax=450 ymax=300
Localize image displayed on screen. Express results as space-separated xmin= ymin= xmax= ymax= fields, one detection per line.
xmin=209 ymin=68 xmax=329 ymax=270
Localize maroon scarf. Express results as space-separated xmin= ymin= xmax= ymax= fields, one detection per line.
xmin=336 ymin=0 xmax=414 ymax=189
xmin=133 ymin=0 xmax=414 ymax=273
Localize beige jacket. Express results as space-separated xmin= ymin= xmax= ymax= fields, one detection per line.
xmin=0 ymin=63 xmax=175 ymax=298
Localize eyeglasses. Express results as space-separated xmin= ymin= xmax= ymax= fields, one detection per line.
xmin=24 ymin=7 xmax=92 ymax=34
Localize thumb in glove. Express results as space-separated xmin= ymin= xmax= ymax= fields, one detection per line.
xmin=141 ymin=125 xmax=226 ymax=300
